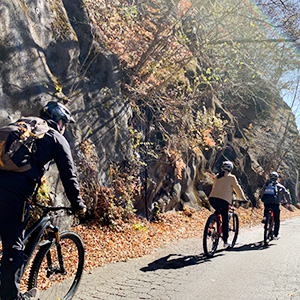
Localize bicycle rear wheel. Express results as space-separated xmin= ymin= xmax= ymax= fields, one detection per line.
xmin=203 ymin=214 xmax=220 ymax=258
xmin=28 ymin=231 xmax=85 ymax=300
xmin=227 ymin=212 xmax=239 ymax=247
xmin=264 ymin=212 xmax=274 ymax=245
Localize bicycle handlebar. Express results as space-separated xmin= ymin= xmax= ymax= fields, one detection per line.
xmin=34 ymin=203 xmax=73 ymax=215
xmin=232 ymin=199 xmax=248 ymax=203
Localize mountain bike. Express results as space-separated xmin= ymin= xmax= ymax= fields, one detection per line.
xmin=203 ymin=200 xmax=245 ymax=258
xmin=263 ymin=208 xmax=274 ymax=245
xmin=1 ymin=202 xmax=85 ymax=300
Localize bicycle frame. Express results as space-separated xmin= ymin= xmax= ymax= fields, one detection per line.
xmin=216 ymin=214 xmax=223 ymax=236
xmin=214 ymin=204 xmax=235 ymax=236
xmin=22 ymin=216 xmax=51 ymax=269
xmin=264 ymin=208 xmax=275 ymax=245
xmin=265 ymin=208 xmax=274 ymax=228
xmin=21 ymin=204 xmax=70 ymax=281
xmin=269 ymin=209 xmax=274 ymax=219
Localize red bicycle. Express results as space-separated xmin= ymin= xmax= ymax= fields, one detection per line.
xmin=203 ymin=200 xmax=245 ymax=258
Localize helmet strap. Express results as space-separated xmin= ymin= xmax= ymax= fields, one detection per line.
xmin=57 ymin=120 xmax=66 ymax=134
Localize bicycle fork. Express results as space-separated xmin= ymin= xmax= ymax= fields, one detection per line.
xmin=46 ymin=226 xmax=67 ymax=277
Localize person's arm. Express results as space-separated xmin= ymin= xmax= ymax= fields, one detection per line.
xmin=281 ymin=185 xmax=292 ymax=204
xmin=231 ymin=175 xmax=247 ymax=200
xmin=259 ymin=183 xmax=266 ymax=199
xmin=52 ymin=132 xmax=85 ymax=211
xmin=208 ymin=176 xmax=217 ymax=197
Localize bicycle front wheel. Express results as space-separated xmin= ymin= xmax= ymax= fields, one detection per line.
xmin=203 ymin=214 xmax=220 ymax=258
xmin=28 ymin=231 xmax=85 ymax=300
xmin=227 ymin=212 xmax=239 ymax=247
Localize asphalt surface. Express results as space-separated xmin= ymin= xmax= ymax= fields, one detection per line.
xmin=73 ymin=217 xmax=300 ymax=300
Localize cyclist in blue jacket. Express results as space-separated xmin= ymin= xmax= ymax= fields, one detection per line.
xmin=261 ymin=171 xmax=291 ymax=240
xmin=0 ymin=102 xmax=86 ymax=300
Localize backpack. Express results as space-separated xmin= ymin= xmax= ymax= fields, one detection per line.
xmin=0 ymin=117 xmax=49 ymax=172
xmin=262 ymin=180 xmax=278 ymax=203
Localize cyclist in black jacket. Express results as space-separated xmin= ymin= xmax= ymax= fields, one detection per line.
xmin=0 ymin=102 xmax=86 ymax=300
xmin=261 ymin=171 xmax=291 ymax=240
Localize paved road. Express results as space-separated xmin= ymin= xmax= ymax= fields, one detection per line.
xmin=74 ymin=217 xmax=300 ymax=300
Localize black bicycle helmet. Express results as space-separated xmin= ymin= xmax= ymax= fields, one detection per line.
xmin=40 ymin=101 xmax=75 ymax=124
xmin=221 ymin=161 xmax=234 ymax=172
xmin=269 ymin=171 xmax=279 ymax=180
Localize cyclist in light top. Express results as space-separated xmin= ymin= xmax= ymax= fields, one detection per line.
xmin=208 ymin=161 xmax=247 ymax=248
xmin=260 ymin=171 xmax=291 ymax=240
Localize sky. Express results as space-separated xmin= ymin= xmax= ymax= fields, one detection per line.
xmin=280 ymin=69 xmax=300 ymax=131
xmin=248 ymin=0 xmax=300 ymax=131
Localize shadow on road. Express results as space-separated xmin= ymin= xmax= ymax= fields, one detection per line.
xmin=227 ymin=241 xmax=275 ymax=252
xmin=140 ymin=252 xmax=224 ymax=272
xmin=140 ymin=241 xmax=275 ymax=272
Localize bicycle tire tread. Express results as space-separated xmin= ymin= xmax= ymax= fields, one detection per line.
xmin=27 ymin=230 xmax=85 ymax=300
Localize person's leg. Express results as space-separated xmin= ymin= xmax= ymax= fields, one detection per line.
xmin=263 ymin=204 xmax=268 ymax=217
xmin=0 ymin=190 xmax=25 ymax=300
xmin=209 ymin=197 xmax=230 ymax=243
xmin=220 ymin=201 xmax=229 ymax=243
xmin=209 ymin=197 xmax=218 ymax=212
xmin=272 ymin=204 xmax=281 ymax=237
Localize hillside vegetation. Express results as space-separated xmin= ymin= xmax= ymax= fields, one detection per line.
xmin=1 ymin=0 xmax=300 ymax=225
xmin=79 ymin=0 xmax=300 ymax=222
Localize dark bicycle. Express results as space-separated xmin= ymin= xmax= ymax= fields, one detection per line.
xmin=203 ymin=200 xmax=245 ymax=258
xmin=1 ymin=202 xmax=85 ymax=300
xmin=263 ymin=207 xmax=275 ymax=245
xmin=263 ymin=202 xmax=291 ymax=245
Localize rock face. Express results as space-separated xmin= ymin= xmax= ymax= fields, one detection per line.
xmin=0 ymin=0 xmax=299 ymax=218
xmin=136 ymin=89 xmax=300 ymax=218
xmin=0 ymin=0 xmax=132 ymax=188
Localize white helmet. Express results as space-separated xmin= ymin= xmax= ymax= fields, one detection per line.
xmin=221 ymin=161 xmax=234 ymax=172
xmin=269 ymin=171 xmax=279 ymax=180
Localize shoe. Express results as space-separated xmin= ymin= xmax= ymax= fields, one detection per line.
xmin=274 ymin=234 xmax=281 ymax=240
xmin=21 ymin=288 xmax=40 ymax=300
xmin=224 ymin=242 xmax=232 ymax=248
xmin=261 ymin=217 xmax=266 ymax=224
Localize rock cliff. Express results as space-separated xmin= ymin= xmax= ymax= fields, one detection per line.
xmin=1 ymin=0 xmax=299 ymax=219
xmin=0 ymin=0 xmax=131 ymax=184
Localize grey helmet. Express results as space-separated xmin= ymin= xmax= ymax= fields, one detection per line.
xmin=40 ymin=101 xmax=75 ymax=124
xmin=269 ymin=171 xmax=279 ymax=180
xmin=221 ymin=161 xmax=234 ymax=172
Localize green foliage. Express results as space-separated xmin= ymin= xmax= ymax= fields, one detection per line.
xmin=27 ymin=177 xmax=52 ymax=227
xmin=120 ymin=5 xmax=138 ymax=22
xmin=193 ymin=108 xmax=228 ymax=150
xmin=153 ymin=202 xmax=160 ymax=217
xmin=129 ymin=126 xmax=158 ymax=166
xmin=133 ymin=222 xmax=147 ymax=231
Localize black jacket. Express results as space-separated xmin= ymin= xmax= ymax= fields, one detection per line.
xmin=0 ymin=118 xmax=83 ymax=211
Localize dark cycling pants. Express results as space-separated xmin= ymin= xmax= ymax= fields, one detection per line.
xmin=209 ymin=197 xmax=229 ymax=243
xmin=0 ymin=189 xmax=25 ymax=300
xmin=0 ymin=173 xmax=35 ymax=300
xmin=264 ymin=203 xmax=280 ymax=237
